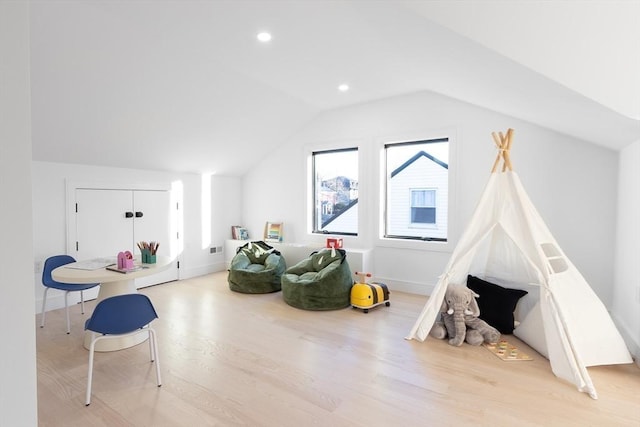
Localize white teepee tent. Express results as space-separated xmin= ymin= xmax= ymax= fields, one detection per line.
xmin=406 ymin=129 xmax=632 ymax=399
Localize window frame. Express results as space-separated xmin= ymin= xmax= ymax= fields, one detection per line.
xmin=310 ymin=146 xmax=359 ymax=237
xmin=376 ymin=129 xmax=456 ymax=252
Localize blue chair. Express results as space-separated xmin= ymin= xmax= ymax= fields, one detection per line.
xmin=84 ymin=293 xmax=161 ymax=406
xmin=41 ymin=255 xmax=99 ymax=334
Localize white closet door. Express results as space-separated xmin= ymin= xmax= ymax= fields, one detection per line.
xmin=75 ymin=189 xmax=134 ymax=260
xmin=74 ymin=189 xmax=133 ymax=300
xmin=132 ymin=190 xmax=178 ymax=287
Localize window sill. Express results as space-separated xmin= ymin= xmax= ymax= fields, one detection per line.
xmin=375 ymin=236 xmax=453 ymax=253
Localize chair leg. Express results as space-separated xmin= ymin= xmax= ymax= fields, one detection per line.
xmin=149 ymin=328 xmax=162 ymax=387
xmin=40 ymin=287 xmax=49 ymax=328
xmin=147 ymin=329 xmax=154 ymax=362
xmin=64 ymin=291 xmax=71 ymax=334
xmin=85 ymin=334 xmax=98 ymax=406
xmin=80 ymin=290 xmax=85 ymax=314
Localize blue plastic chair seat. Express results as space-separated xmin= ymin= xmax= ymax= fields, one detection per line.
xmin=85 ymin=293 xmax=159 ymax=334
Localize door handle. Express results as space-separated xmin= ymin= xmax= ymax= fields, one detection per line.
xmin=135 ymin=211 xmax=144 ymax=218
xmin=125 ymin=211 xmax=134 ymax=218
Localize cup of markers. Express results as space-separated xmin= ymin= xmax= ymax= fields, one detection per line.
xmin=138 ymin=241 xmax=159 ymax=264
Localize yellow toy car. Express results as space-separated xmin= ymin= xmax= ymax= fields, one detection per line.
xmin=351 ymin=272 xmax=390 ymax=313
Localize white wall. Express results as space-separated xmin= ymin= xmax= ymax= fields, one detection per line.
xmin=243 ymin=90 xmax=619 ymax=305
xmin=0 ymin=1 xmax=38 ymax=424
xmin=211 ymin=175 xmax=243 ymax=249
xmin=612 ymin=139 xmax=640 ymax=362
xmin=32 ymin=161 xmax=242 ymax=312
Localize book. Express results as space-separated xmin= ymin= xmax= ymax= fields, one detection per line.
xmin=232 ymin=225 xmax=249 ymax=240
xmin=264 ymin=222 xmax=283 ymax=242
xmin=106 ymin=265 xmax=148 ymax=274
xmin=238 ymin=227 xmax=249 ymax=240
xmin=65 ymin=258 xmax=116 ymax=270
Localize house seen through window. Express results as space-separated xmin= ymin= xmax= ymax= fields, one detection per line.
xmin=385 ymin=138 xmax=449 ymax=241
xmin=312 ymin=148 xmax=358 ymax=235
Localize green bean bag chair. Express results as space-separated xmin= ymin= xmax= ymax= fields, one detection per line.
xmin=281 ymin=248 xmax=353 ymax=310
xmin=228 ymin=241 xmax=286 ymax=294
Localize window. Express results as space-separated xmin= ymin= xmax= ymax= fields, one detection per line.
xmin=411 ymin=189 xmax=436 ymax=224
xmin=312 ymin=148 xmax=358 ymax=235
xmin=385 ymin=138 xmax=448 ymax=241
xmin=541 ymin=242 xmax=568 ymax=273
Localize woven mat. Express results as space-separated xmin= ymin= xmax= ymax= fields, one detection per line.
xmin=483 ymin=340 xmax=532 ymax=361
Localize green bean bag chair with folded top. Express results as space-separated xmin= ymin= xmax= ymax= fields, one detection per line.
xmin=281 ymin=248 xmax=353 ymax=310
xmin=228 ymin=241 xmax=286 ymax=293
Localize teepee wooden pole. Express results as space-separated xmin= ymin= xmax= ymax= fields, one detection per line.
xmin=490 ymin=128 xmax=514 ymax=173
xmin=502 ymin=128 xmax=514 ymax=172
xmin=490 ymin=132 xmax=502 ymax=172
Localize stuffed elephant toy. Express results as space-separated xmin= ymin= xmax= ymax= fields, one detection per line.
xmin=430 ymin=285 xmax=500 ymax=346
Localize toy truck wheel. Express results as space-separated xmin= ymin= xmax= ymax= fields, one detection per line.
xmin=385 ymin=302 xmax=390 ymax=307
xmin=363 ymin=309 xmax=369 ymax=313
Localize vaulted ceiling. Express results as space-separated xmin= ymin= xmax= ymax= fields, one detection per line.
xmin=29 ymin=1 xmax=639 ymax=176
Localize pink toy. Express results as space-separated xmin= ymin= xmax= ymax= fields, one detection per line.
xmin=117 ymin=251 xmax=134 ymax=270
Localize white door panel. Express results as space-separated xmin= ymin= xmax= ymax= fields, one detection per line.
xmin=75 ymin=189 xmax=133 ymax=300
xmin=76 ymin=189 xmax=133 ymax=259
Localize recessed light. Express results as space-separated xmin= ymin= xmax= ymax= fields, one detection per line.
xmin=257 ymin=32 xmax=272 ymax=42
xmin=338 ymin=84 xmax=350 ymax=92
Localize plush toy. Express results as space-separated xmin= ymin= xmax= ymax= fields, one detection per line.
xmin=430 ymin=285 xmax=501 ymax=346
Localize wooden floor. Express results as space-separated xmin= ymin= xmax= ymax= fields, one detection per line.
xmin=37 ymin=272 xmax=640 ymax=426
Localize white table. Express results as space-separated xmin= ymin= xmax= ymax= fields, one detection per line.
xmin=52 ymin=256 xmax=172 ymax=352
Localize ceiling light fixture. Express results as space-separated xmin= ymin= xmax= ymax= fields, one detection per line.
xmin=257 ymin=32 xmax=272 ymax=43
xmin=338 ymin=84 xmax=350 ymax=92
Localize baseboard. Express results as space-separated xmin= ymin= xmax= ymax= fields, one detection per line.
xmin=35 ymin=287 xmax=100 ymax=314
xmin=180 ymin=262 xmax=227 ymax=280
xmin=373 ymin=276 xmax=435 ymax=296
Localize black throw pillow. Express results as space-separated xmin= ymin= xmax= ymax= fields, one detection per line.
xmin=466 ymin=275 xmax=528 ymax=334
